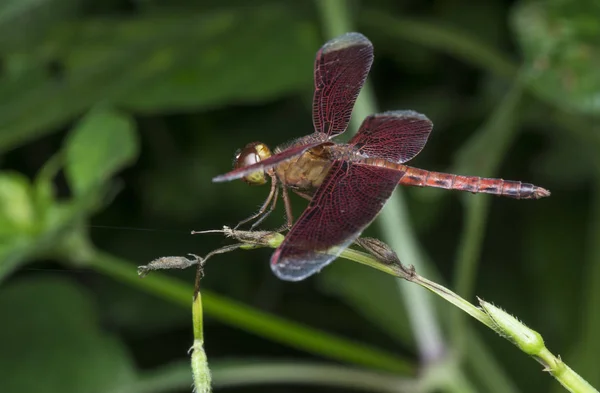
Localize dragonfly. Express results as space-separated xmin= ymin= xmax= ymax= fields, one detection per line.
xmin=213 ymin=32 xmax=550 ymax=282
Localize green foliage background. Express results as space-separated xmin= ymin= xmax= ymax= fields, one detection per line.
xmin=0 ymin=0 xmax=599 ymax=392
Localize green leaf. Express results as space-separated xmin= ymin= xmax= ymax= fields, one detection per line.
xmin=0 ymin=277 xmax=136 ymax=393
xmin=33 ymin=152 xmax=64 ymax=217
xmin=0 ymin=172 xmax=35 ymax=236
xmin=0 ymin=172 xmax=44 ymax=282
xmin=511 ymin=1 xmax=600 ymax=114
xmin=0 ymin=111 xmax=131 ymax=282
xmin=122 ymin=10 xmax=317 ymax=112
xmin=0 ymin=0 xmax=81 ymax=52
xmin=0 ymin=6 xmax=318 ymax=153
xmin=318 ymin=262 xmax=413 ymax=345
xmin=64 ymin=108 xmax=138 ymax=196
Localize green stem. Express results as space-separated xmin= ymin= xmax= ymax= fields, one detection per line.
xmin=212 ymin=360 xmax=416 ymax=392
xmin=481 ymin=302 xmax=598 ymax=393
xmin=536 ymin=348 xmax=598 ymax=393
xmin=192 ymin=288 xmax=204 ymax=341
xmin=316 ymin=0 xmax=445 ymax=363
xmin=191 ymin=291 xmax=211 ymax=393
xmin=88 ymin=250 xmax=414 ymax=375
xmin=194 ymin=229 xmax=598 ymax=393
xmin=110 ymin=360 xmax=414 ymax=393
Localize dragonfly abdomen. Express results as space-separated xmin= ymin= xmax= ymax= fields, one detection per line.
xmin=398 ymin=166 xmax=550 ymax=200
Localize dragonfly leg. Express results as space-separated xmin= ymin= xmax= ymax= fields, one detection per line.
xmin=275 ymin=186 xmax=294 ymax=232
xmin=292 ymin=190 xmax=314 ymax=201
xmin=235 ymin=174 xmax=278 ymax=229
xmin=249 ymin=186 xmax=279 ymax=230
xmin=273 ymin=189 xmax=313 ymax=232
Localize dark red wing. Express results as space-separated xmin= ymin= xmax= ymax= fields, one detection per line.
xmin=349 ymin=110 xmax=433 ymax=163
xmin=313 ymin=32 xmax=373 ymax=138
xmin=271 ymin=161 xmax=404 ymax=281
xmin=213 ymin=140 xmax=325 ymax=183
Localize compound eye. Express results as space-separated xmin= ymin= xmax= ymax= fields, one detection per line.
xmin=233 ymin=142 xmax=272 ymax=185
xmin=237 ymin=148 xmax=261 ymax=168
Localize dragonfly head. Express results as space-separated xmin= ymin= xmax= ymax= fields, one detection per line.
xmin=233 ymin=142 xmax=272 ymax=185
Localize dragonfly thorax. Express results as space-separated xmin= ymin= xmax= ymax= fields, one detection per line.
xmin=233 ymin=142 xmax=272 ymax=185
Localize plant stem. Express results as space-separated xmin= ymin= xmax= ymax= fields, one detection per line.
xmin=89 ymin=250 xmax=414 ymax=375
xmin=536 ymin=347 xmax=598 ymax=393
xmin=111 ymin=360 xmax=414 ymax=393
xmin=211 ymin=360 xmax=416 ymax=392
xmin=191 ymin=292 xmax=211 ymax=392
xmin=197 ymin=228 xmax=598 ymax=393
xmin=481 ymin=302 xmax=599 ymax=393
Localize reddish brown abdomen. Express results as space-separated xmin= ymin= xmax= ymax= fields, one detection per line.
xmin=397 ymin=166 xmax=550 ymax=199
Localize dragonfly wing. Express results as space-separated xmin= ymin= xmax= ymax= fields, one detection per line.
xmin=313 ymin=32 xmax=373 ymax=138
xmin=271 ymin=160 xmax=404 ymax=281
xmin=350 ymin=110 xmax=433 ymax=163
xmin=213 ymin=141 xmax=325 ymax=183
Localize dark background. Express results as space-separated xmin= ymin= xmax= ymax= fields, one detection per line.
xmin=0 ymin=0 xmax=599 ymax=392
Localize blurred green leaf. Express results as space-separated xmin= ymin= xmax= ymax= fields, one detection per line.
xmin=64 ymin=108 xmax=138 ymax=196
xmin=33 ymin=153 xmax=64 ymax=216
xmin=123 ymin=12 xmax=317 ymax=112
xmin=512 ymin=1 xmax=600 ymax=114
xmin=0 ymin=6 xmax=318 ymax=153
xmin=0 ymin=172 xmax=35 ymax=236
xmin=318 ymin=262 xmax=413 ymax=346
xmin=0 ymin=277 xmax=136 ymax=393
xmin=0 ymin=173 xmax=37 ymax=282
xmin=0 ymin=0 xmax=81 ymax=52
xmin=0 ymin=116 xmax=120 ymax=282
